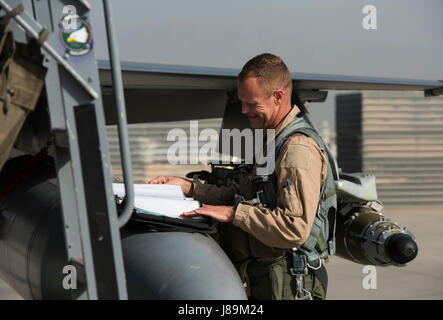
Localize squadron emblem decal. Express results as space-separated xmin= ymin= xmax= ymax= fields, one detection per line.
xmin=60 ymin=14 xmax=93 ymax=56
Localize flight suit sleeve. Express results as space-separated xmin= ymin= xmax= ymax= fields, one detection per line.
xmin=191 ymin=177 xmax=236 ymax=206
xmin=232 ymin=134 xmax=327 ymax=249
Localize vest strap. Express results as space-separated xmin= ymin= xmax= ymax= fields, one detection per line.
xmin=274 ymin=114 xmax=337 ymax=264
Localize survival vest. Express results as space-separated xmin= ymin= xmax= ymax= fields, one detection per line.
xmin=274 ymin=114 xmax=338 ymax=267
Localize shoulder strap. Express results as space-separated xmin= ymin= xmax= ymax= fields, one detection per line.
xmin=275 ymin=115 xmax=339 ymax=179
xmin=274 ymin=115 xmax=338 ymax=263
xmin=275 ymin=117 xmax=311 ymax=156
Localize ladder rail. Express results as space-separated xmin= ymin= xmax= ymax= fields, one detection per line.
xmin=102 ymin=0 xmax=134 ymax=228
xmin=1 ymin=0 xmax=134 ymax=299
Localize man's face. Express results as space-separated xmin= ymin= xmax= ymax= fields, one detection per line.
xmin=238 ymin=77 xmax=279 ymax=129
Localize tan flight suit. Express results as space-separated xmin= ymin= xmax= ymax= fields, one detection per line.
xmin=191 ymin=105 xmax=328 ymax=300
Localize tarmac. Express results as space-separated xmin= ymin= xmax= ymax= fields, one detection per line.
xmin=1 ymin=205 xmax=442 ymax=300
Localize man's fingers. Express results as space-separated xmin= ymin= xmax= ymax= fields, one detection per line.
xmin=148 ymin=176 xmax=167 ymax=184
xmin=181 ymin=206 xmax=212 ymax=218
xmin=194 ymin=206 xmax=212 ymax=214
xmin=180 ymin=210 xmax=202 ymax=219
xmin=148 ymin=177 xmax=160 ymax=184
xmin=181 ymin=205 xmax=233 ymax=223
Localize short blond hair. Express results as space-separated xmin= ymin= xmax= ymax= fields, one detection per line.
xmin=238 ymin=53 xmax=292 ymax=96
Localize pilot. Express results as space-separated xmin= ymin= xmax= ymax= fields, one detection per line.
xmin=149 ymin=53 xmax=332 ymax=300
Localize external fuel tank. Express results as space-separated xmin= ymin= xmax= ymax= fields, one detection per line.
xmin=0 ymin=155 xmax=247 ymax=299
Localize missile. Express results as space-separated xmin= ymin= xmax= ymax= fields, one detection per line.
xmin=335 ymin=206 xmax=418 ymax=265
xmin=334 ymin=173 xmax=418 ymax=266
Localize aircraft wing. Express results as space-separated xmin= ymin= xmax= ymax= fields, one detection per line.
xmin=98 ymin=60 xmax=443 ymax=124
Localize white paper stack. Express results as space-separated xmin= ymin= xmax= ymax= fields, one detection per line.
xmin=112 ymin=183 xmax=200 ymax=219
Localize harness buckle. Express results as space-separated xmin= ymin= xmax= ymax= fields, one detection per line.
xmin=290 ymin=248 xmax=308 ymax=276
xmin=295 ymin=274 xmax=313 ymax=300
xmin=290 ymin=248 xmax=314 ymax=300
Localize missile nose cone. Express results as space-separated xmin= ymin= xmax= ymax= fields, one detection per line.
xmin=385 ymin=233 xmax=418 ymax=264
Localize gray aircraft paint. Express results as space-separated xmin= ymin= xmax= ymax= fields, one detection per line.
xmin=90 ymin=0 xmax=443 ymax=79
xmin=89 ymin=0 xmax=443 ymax=131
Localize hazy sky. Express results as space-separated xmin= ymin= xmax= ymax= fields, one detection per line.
xmin=90 ymin=0 xmax=443 ymax=130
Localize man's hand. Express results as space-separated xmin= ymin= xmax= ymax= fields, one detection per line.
xmin=148 ymin=176 xmax=193 ymax=197
xmin=180 ymin=204 xmax=234 ymax=223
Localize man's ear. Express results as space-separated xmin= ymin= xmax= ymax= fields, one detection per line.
xmin=273 ymin=89 xmax=285 ymax=105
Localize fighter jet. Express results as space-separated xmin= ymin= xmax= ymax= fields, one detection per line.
xmin=0 ymin=0 xmax=441 ymax=300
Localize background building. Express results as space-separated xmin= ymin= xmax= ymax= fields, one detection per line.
xmin=336 ymin=91 xmax=443 ymax=206
xmin=106 ymin=118 xmax=221 ymax=182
